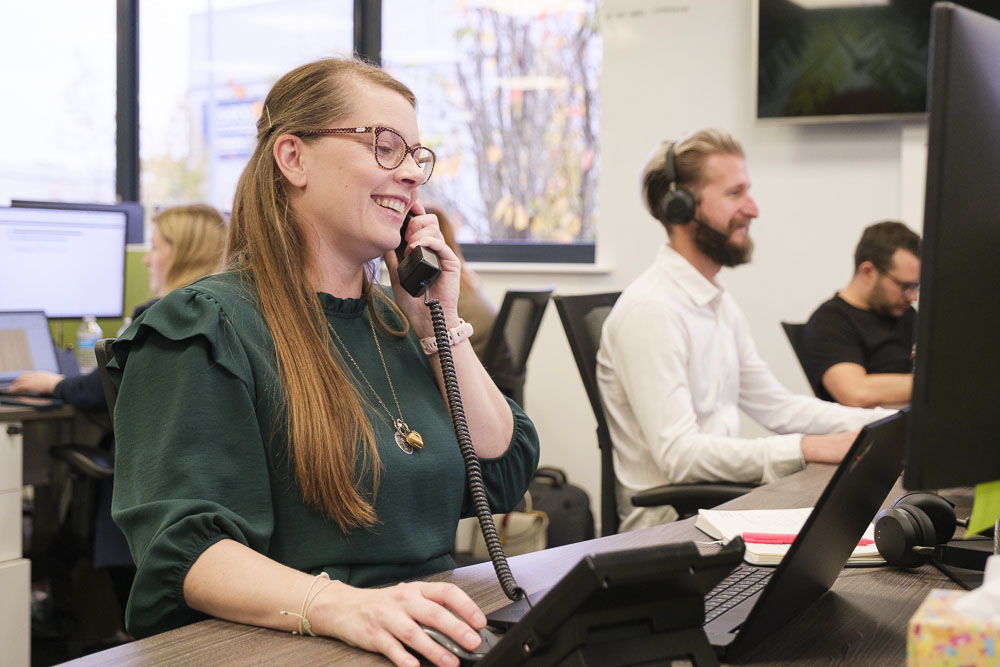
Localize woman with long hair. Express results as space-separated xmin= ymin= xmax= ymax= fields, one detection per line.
xmin=108 ymin=58 xmax=539 ymax=667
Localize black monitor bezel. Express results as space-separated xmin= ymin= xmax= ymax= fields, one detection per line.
xmin=0 ymin=205 xmax=128 ymax=319
xmin=12 ymin=199 xmax=144 ymax=245
xmin=905 ymin=3 xmax=1000 ymax=490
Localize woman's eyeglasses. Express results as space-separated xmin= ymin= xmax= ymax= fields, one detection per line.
xmin=299 ymin=125 xmax=435 ymax=183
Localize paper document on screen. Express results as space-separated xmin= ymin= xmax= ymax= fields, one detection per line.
xmin=696 ymin=507 xmax=884 ymax=566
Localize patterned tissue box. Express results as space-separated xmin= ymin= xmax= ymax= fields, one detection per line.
xmin=908 ymin=589 xmax=1000 ymax=666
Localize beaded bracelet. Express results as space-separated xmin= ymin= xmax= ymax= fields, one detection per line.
xmin=419 ymin=319 xmax=474 ymax=355
xmin=280 ymin=572 xmax=331 ymax=637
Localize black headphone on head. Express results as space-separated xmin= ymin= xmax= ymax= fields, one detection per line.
xmin=658 ymin=141 xmax=697 ymax=225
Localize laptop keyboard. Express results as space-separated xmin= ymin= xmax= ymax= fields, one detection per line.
xmin=703 ymin=565 xmax=773 ymax=623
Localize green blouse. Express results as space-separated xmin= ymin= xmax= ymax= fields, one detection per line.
xmin=107 ymin=271 xmax=540 ymax=638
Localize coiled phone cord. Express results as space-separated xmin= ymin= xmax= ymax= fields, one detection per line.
xmin=425 ymin=290 xmax=528 ymax=604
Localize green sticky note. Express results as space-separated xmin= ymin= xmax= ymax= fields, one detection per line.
xmin=967 ymin=480 xmax=1000 ymax=536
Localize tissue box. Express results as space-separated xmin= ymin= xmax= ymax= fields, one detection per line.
xmin=908 ymin=589 xmax=1000 ymax=666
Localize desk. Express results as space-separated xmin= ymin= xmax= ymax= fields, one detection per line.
xmin=62 ymin=464 xmax=970 ymax=666
xmin=1 ymin=404 xmax=109 ymax=486
xmin=0 ymin=404 xmax=109 ymax=667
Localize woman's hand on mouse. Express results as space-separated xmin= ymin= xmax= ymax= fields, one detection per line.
xmin=315 ymin=580 xmax=486 ymax=667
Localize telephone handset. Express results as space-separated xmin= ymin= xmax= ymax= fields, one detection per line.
xmin=395 ymin=211 xmax=442 ymax=297
xmin=395 ymin=210 xmax=527 ymax=611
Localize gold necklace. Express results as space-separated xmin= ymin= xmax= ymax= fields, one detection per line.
xmin=328 ymin=318 xmax=424 ymax=455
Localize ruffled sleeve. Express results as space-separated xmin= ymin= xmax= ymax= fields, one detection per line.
xmin=107 ymin=284 xmax=275 ymax=637
xmin=461 ymin=397 xmax=540 ymax=516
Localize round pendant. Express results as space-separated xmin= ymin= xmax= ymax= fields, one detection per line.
xmin=394 ymin=430 xmax=414 ymax=455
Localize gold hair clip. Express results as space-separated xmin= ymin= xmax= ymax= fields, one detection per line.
xmin=265 ymin=104 xmax=273 ymax=130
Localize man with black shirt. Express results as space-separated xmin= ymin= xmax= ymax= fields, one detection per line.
xmin=802 ymin=221 xmax=920 ymax=407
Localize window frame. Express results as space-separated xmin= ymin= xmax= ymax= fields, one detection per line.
xmin=117 ymin=0 xmax=596 ymax=264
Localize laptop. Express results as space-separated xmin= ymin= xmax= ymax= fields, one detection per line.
xmin=488 ymin=409 xmax=909 ymax=662
xmin=0 ymin=311 xmax=63 ymax=392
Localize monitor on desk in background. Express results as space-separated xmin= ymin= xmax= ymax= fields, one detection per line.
xmin=12 ymin=199 xmax=144 ymax=245
xmin=0 ymin=206 xmax=127 ymax=318
xmin=905 ymin=3 xmax=1000 ymax=490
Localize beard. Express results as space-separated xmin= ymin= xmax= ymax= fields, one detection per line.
xmin=867 ymin=281 xmax=906 ymax=318
xmin=693 ymin=217 xmax=754 ymax=267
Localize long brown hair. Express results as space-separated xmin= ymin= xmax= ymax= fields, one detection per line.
xmin=228 ymin=58 xmax=415 ymax=530
xmin=155 ymin=204 xmax=227 ymax=293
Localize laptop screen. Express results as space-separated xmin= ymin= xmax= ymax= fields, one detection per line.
xmin=0 ymin=311 xmax=60 ymax=386
xmin=723 ymin=409 xmax=908 ymax=658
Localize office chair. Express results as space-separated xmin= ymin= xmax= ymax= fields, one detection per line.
xmin=94 ymin=338 xmax=118 ymax=420
xmin=45 ymin=339 xmax=119 ymax=545
xmin=553 ymin=292 xmax=754 ymax=536
xmin=32 ymin=340 xmax=126 ymax=655
xmin=780 ymin=321 xmax=818 ymax=396
xmin=481 ymin=287 xmax=554 ymax=407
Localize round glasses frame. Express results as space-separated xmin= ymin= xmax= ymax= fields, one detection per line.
xmin=880 ymin=269 xmax=920 ymax=295
xmin=299 ymin=125 xmax=436 ymax=183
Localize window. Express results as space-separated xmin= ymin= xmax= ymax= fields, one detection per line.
xmin=382 ymin=0 xmax=601 ymax=262
xmin=139 ymin=0 xmax=353 ymax=213
xmin=0 ymin=1 xmax=117 ymax=204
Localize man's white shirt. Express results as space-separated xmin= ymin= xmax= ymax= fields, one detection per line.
xmin=597 ymin=244 xmax=891 ymax=531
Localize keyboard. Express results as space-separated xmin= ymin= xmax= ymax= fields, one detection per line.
xmin=703 ymin=565 xmax=773 ymax=623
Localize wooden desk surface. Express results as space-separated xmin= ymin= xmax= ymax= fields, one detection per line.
xmin=0 ymin=403 xmax=77 ymax=422
xmin=64 ymin=465 xmax=970 ymax=666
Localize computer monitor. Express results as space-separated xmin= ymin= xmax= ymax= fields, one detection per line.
xmin=904 ymin=3 xmax=1000 ymax=490
xmin=0 ymin=206 xmax=127 ymax=318
xmin=12 ymin=199 xmax=144 ymax=245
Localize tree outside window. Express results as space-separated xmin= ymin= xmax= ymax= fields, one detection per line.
xmin=383 ymin=0 xmax=601 ymax=261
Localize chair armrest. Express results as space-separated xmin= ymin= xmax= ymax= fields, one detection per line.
xmin=49 ymin=444 xmax=114 ymax=480
xmin=631 ymin=483 xmax=756 ymax=518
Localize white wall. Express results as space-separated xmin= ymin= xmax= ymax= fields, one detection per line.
xmin=473 ymin=0 xmax=927 ymax=532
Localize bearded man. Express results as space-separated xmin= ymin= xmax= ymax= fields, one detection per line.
xmin=596 ymin=129 xmax=892 ymax=531
xmin=802 ymin=221 xmax=920 ymax=407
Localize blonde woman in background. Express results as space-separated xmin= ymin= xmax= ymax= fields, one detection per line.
xmin=10 ymin=203 xmax=227 ymax=407
xmin=144 ymin=203 xmax=229 ymax=298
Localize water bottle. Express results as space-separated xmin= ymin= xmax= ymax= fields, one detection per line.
xmin=75 ymin=316 xmax=102 ymax=372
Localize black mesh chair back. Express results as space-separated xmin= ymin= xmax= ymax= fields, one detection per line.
xmin=46 ymin=340 xmax=117 ymax=562
xmin=781 ymin=321 xmax=817 ymax=396
xmin=48 ymin=337 xmax=118 ymax=483
xmin=94 ymin=338 xmax=118 ymax=422
xmin=555 ymin=292 xmax=756 ymax=535
xmin=481 ymin=287 xmax=554 ymax=407
xmin=553 ymin=292 xmax=621 ymax=535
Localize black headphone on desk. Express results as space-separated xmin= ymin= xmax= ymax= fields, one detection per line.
xmin=874 ymin=492 xmax=962 ymax=567
xmin=873 ymin=491 xmax=993 ymax=583
xmin=658 ymin=141 xmax=697 ymax=225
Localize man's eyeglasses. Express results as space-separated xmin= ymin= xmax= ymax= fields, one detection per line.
xmin=880 ymin=270 xmax=920 ymax=295
xmin=299 ymin=125 xmax=436 ymax=183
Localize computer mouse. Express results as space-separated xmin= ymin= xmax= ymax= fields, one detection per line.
xmin=419 ymin=624 xmax=501 ymax=663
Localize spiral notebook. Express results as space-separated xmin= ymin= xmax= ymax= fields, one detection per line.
xmin=695 ymin=506 xmax=884 ymax=566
